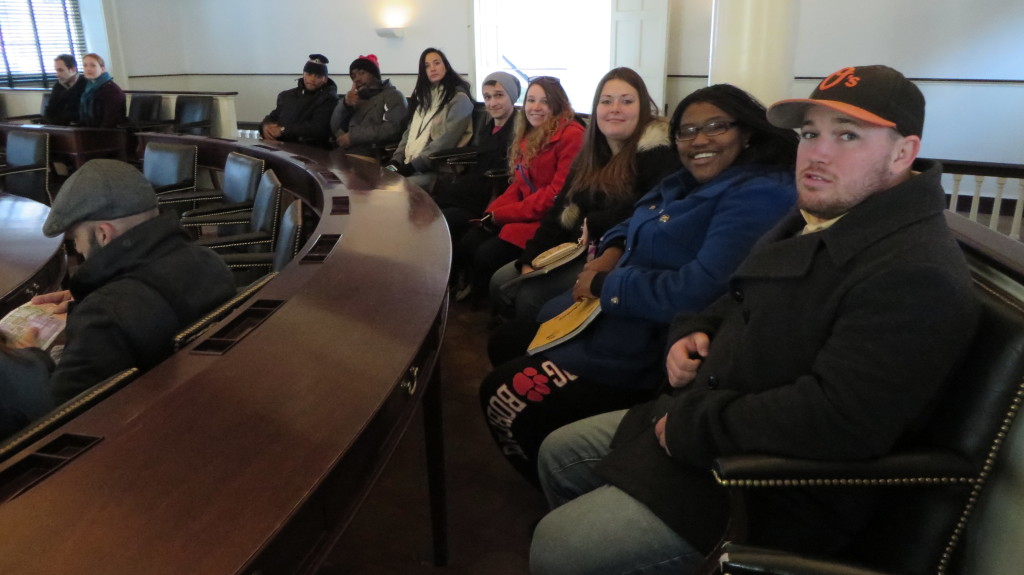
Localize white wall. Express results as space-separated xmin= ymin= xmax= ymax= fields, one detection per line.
xmin=110 ymin=0 xmax=473 ymax=122
xmin=789 ymin=0 xmax=1024 ymax=164
xmin=93 ymin=0 xmax=1024 ymax=163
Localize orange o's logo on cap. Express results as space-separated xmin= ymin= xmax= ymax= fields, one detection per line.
xmin=819 ymin=67 xmax=860 ymax=90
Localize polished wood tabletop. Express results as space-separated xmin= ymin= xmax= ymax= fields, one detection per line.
xmin=0 ymin=193 xmax=64 ymax=315
xmin=0 ymin=139 xmax=451 ymax=574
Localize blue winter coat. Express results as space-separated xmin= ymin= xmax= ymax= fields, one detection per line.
xmin=536 ymin=163 xmax=796 ymax=389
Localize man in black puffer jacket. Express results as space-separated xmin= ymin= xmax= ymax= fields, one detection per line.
xmin=260 ymin=53 xmax=338 ymax=147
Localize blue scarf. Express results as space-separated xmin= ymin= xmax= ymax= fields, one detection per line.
xmin=79 ymin=72 xmax=113 ymax=126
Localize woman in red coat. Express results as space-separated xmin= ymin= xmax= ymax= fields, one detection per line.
xmin=454 ymin=76 xmax=585 ymax=302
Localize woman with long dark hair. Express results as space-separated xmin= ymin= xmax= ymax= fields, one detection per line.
xmin=388 ymin=47 xmax=474 ymax=191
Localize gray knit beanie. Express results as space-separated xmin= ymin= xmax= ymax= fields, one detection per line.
xmin=483 ymin=71 xmax=521 ymax=103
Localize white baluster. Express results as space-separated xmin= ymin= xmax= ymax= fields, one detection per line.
xmin=969 ymin=175 xmax=984 ymax=223
xmin=951 ymin=173 xmax=963 ymax=213
xmin=1011 ymin=179 xmax=1024 ymax=241
xmin=991 ymin=177 xmax=1006 ymax=232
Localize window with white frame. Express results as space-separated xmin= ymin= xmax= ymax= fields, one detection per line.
xmin=0 ymin=0 xmax=87 ymax=88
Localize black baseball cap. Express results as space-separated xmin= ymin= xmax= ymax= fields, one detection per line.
xmin=768 ymin=65 xmax=925 ymax=137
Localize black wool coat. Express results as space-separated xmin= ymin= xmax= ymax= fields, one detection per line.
xmin=597 ymin=159 xmax=980 ymax=555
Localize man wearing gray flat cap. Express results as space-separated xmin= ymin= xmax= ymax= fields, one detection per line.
xmin=19 ymin=159 xmax=235 ymax=407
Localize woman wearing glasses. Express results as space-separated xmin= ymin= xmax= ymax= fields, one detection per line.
xmin=490 ymin=67 xmax=681 ymax=321
xmin=480 ymin=84 xmax=798 ymax=484
xmin=454 ymin=76 xmax=585 ymax=303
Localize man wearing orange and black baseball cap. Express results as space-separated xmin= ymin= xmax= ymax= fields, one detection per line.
xmin=765 ymin=64 xmax=927 ymax=222
xmin=529 ymin=65 xmax=978 ymax=575
xmin=768 ymin=65 xmax=925 ymax=137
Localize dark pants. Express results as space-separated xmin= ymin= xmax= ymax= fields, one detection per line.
xmin=479 ymin=353 xmax=653 ymax=486
xmin=441 ymin=206 xmax=477 ymax=248
xmin=488 ymin=315 xmax=540 ymax=366
xmin=455 ymin=226 xmax=521 ymax=301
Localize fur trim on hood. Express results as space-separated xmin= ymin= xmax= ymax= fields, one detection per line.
xmin=637 ymin=118 xmax=670 ymax=152
xmin=558 ymin=120 xmax=671 ymax=229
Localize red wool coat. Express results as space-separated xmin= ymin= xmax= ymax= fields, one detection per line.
xmin=485 ymin=119 xmax=585 ymax=248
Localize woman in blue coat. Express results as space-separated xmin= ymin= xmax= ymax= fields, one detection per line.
xmin=480 ymin=84 xmax=799 ymax=483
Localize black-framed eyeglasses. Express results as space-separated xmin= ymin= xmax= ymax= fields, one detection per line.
xmin=675 ymin=121 xmax=736 ymax=141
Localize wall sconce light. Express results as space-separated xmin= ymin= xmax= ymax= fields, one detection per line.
xmin=375 ymin=27 xmax=405 ymax=38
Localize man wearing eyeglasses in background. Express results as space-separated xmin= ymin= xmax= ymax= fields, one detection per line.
xmin=529 ymin=66 xmax=979 ymax=574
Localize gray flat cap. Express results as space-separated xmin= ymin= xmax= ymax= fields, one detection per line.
xmin=43 ymin=159 xmax=158 ymax=237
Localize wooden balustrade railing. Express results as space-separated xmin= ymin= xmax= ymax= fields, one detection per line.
xmin=932 ymin=158 xmax=1024 ymax=240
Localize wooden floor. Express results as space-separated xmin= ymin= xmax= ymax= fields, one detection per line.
xmin=324 ymin=299 xmax=547 ymax=574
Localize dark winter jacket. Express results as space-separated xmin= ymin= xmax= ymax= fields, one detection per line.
xmin=262 ymin=77 xmax=339 ymax=147
xmin=537 ymin=163 xmax=796 ymax=389
xmin=44 ymin=75 xmax=87 ymax=125
xmin=330 ymin=79 xmax=409 ymax=156
xmin=49 ymin=214 xmax=235 ymax=404
xmin=597 ymin=160 xmax=979 ymax=555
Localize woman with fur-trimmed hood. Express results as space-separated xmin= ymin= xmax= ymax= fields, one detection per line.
xmin=491 ymin=67 xmax=680 ymax=320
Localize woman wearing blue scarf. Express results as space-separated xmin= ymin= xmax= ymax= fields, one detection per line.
xmin=78 ymin=53 xmax=126 ymax=128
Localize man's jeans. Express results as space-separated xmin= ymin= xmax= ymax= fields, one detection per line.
xmin=530 ymin=410 xmax=704 ymax=575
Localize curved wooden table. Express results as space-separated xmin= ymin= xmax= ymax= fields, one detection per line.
xmin=0 ymin=137 xmax=451 ymax=574
xmin=0 ymin=193 xmax=65 ymax=316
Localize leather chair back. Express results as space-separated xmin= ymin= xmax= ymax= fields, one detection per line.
xmin=272 ymin=200 xmax=302 ymax=272
xmin=221 ymin=152 xmax=264 ymax=205
xmin=248 ymin=169 xmax=282 ymax=252
xmin=848 ymin=278 xmax=1024 ymax=573
xmin=142 ymin=142 xmax=196 ymax=193
xmin=173 ymin=96 xmax=213 ymax=135
xmin=470 ymin=101 xmax=489 ymax=143
xmin=127 ymin=94 xmax=162 ymax=125
xmin=2 ymin=130 xmax=50 ymax=204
